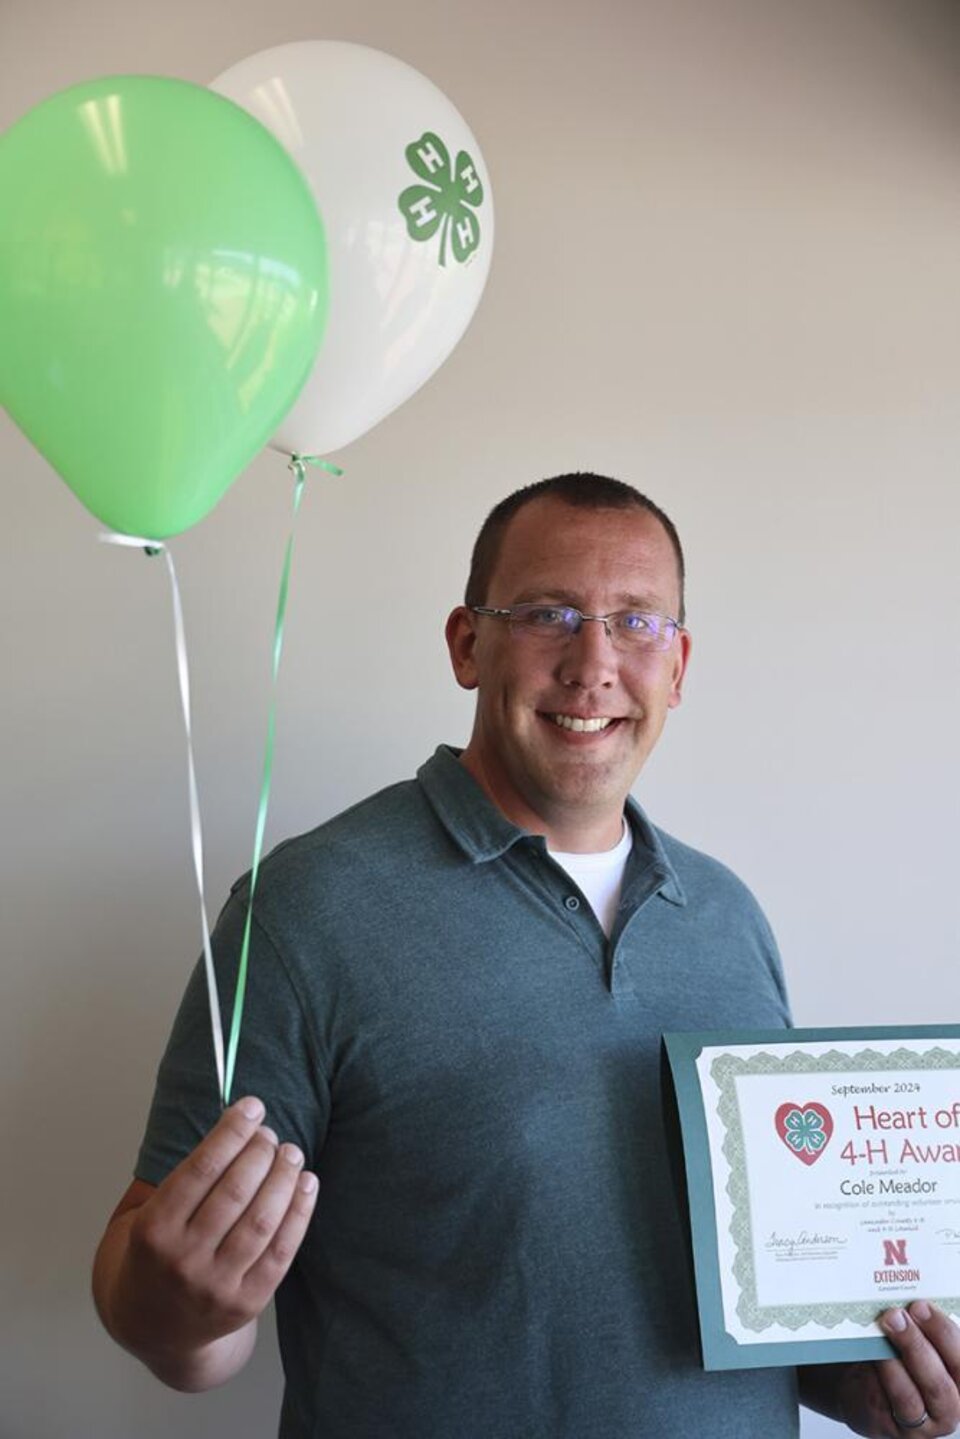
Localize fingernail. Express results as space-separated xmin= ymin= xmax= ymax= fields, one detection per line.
xmin=884 ymin=1309 xmax=908 ymax=1333
xmin=910 ymin=1301 xmax=932 ymax=1322
xmin=238 ymin=1096 xmax=264 ymax=1121
xmin=299 ymin=1172 xmax=319 ymax=1195
xmin=281 ymin=1144 xmax=303 ymax=1167
xmin=259 ymin=1126 xmax=279 ymax=1145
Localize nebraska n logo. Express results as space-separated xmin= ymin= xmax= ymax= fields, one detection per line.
xmin=883 ymin=1239 xmax=909 ymax=1267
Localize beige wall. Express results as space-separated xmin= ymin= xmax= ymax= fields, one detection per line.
xmin=2 ymin=1 xmax=959 ymax=1435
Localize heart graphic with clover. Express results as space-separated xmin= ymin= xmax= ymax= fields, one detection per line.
xmin=774 ymin=1101 xmax=834 ymax=1166
xmin=398 ymin=131 xmax=485 ymax=267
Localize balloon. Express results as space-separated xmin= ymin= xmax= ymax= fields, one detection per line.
xmin=0 ymin=75 xmax=329 ymax=538
xmin=211 ymin=42 xmax=493 ymax=456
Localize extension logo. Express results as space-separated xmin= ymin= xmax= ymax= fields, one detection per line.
xmin=875 ymin=1237 xmax=920 ymax=1285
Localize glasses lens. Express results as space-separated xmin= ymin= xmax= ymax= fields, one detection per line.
xmin=511 ymin=604 xmax=579 ymax=637
xmin=615 ymin=612 xmax=673 ymax=649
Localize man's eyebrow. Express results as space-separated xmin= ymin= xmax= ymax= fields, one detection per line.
xmin=510 ymin=589 xmax=666 ymax=610
xmin=509 ymin=590 xmax=576 ymax=605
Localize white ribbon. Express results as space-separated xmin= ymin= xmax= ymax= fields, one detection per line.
xmin=100 ymin=533 xmax=226 ymax=1103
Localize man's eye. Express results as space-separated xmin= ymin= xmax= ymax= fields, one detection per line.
xmin=620 ymin=612 xmax=653 ymax=632
xmin=526 ymin=606 xmax=571 ymax=627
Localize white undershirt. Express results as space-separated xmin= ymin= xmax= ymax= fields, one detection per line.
xmin=548 ymin=819 xmax=633 ymax=938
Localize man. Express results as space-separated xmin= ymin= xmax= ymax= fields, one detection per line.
xmin=94 ymin=474 xmax=960 ymax=1437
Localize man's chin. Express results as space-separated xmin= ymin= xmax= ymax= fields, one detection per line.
xmin=528 ymin=758 xmax=637 ymax=814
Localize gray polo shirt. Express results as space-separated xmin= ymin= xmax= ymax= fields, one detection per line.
xmin=138 ymin=745 xmax=797 ymax=1437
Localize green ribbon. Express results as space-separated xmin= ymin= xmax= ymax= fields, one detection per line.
xmin=223 ymin=454 xmax=343 ymax=1106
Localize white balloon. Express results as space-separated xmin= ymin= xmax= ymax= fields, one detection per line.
xmin=211 ymin=41 xmax=494 ymax=456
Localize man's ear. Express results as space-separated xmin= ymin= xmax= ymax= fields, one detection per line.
xmin=668 ymin=629 xmax=692 ymax=709
xmin=445 ymin=607 xmax=480 ymax=691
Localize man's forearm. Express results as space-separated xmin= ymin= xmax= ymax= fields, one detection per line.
xmin=92 ymin=1207 xmax=257 ymax=1392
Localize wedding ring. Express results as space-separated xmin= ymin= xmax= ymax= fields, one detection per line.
xmin=891 ymin=1409 xmax=929 ymax=1431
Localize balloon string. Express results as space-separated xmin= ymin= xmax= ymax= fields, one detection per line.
xmin=98 ymin=531 xmax=226 ymax=1102
xmin=293 ymin=455 xmax=344 ymax=478
xmin=223 ymin=454 xmax=342 ymax=1105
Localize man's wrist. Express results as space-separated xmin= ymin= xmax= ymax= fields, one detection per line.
xmin=141 ymin=1322 xmax=258 ymax=1393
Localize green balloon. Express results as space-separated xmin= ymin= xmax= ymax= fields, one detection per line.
xmin=0 ymin=75 xmax=328 ymax=537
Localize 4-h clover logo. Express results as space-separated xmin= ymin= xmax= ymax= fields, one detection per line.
xmin=398 ymin=132 xmax=485 ymax=268
xmin=774 ymin=1101 xmax=834 ymax=1166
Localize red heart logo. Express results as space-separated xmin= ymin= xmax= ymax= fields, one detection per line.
xmin=774 ymin=1101 xmax=834 ymax=1166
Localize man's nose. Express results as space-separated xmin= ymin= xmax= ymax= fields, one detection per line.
xmin=556 ymin=616 xmax=618 ymax=688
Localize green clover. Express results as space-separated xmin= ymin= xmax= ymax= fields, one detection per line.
xmin=398 ymin=131 xmax=485 ymax=268
xmin=783 ymin=1107 xmax=827 ymax=1156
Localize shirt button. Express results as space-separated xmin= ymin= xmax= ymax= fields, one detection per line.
xmin=564 ymin=895 xmax=580 ymax=911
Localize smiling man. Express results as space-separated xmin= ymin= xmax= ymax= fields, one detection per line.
xmin=94 ymin=473 xmax=960 ymax=1438
xmin=447 ymin=486 xmax=690 ymax=852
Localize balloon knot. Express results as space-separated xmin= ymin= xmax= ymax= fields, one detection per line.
xmin=288 ymin=454 xmax=344 ymax=478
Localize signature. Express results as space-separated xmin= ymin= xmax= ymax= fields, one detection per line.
xmin=765 ymin=1231 xmax=846 ymax=1251
xmin=936 ymin=1228 xmax=960 ymax=1241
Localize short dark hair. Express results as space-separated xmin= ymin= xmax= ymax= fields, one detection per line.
xmin=464 ymin=472 xmax=686 ymax=623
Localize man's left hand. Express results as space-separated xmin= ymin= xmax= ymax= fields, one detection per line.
xmin=802 ymin=1302 xmax=960 ymax=1437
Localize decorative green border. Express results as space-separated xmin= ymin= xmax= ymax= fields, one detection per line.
xmin=714 ymin=1046 xmax=960 ymax=1332
xmin=663 ymin=1025 xmax=960 ymax=1371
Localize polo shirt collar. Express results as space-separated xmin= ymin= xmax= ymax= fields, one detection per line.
xmin=418 ymin=745 xmax=530 ymax=861
xmin=623 ymin=794 xmax=687 ymax=908
xmin=417 ymin=745 xmax=686 ymax=907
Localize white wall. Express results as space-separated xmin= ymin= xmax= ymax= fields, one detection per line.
xmin=2 ymin=1 xmax=958 ymax=1435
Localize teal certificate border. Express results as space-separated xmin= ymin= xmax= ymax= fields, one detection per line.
xmin=663 ymin=1024 xmax=960 ymax=1371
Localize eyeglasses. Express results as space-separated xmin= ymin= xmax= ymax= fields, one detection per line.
xmin=469 ymin=603 xmax=681 ymax=652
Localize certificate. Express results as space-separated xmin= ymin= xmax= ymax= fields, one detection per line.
xmin=663 ymin=1026 xmax=960 ymax=1370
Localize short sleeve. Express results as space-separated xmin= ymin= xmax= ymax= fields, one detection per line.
xmin=135 ymin=886 xmax=331 ymax=1185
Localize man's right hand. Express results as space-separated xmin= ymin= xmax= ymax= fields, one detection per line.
xmin=92 ymin=1096 xmax=319 ymax=1391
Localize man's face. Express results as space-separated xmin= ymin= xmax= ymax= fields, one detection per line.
xmin=446 ymin=497 xmax=691 ymax=849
